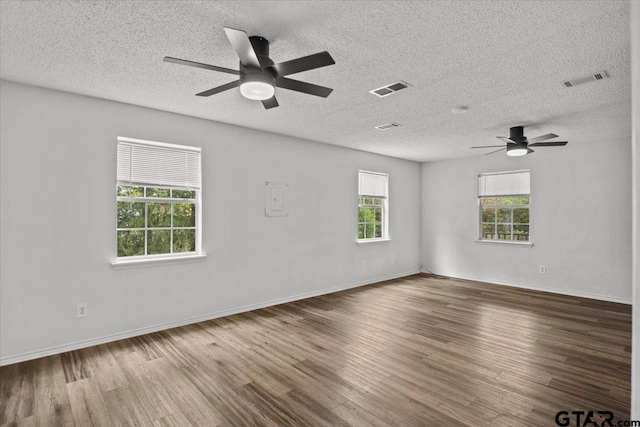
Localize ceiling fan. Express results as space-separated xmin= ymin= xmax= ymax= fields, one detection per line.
xmin=164 ymin=27 xmax=335 ymax=109
xmin=472 ymin=126 xmax=568 ymax=156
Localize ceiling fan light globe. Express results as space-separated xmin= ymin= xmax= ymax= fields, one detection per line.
xmin=239 ymin=73 xmax=275 ymax=101
xmin=507 ymin=148 xmax=528 ymax=157
xmin=506 ymin=144 xmax=529 ymax=157
xmin=240 ymin=81 xmax=275 ymax=100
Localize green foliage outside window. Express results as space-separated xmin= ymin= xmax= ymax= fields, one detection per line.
xmin=480 ymin=196 xmax=530 ymax=241
xmin=117 ymin=230 xmax=144 ymax=257
xmin=358 ymin=197 xmax=384 ymax=239
xmin=116 ymin=185 xmax=197 ymax=257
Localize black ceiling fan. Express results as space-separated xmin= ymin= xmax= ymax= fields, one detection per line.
xmin=164 ymin=27 xmax=335 ymax=109
xmin=471 ymin=126 xmax=568 ymax=156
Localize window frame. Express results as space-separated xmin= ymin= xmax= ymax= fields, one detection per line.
xmin=116 ymin=185 xmax=200 ymax=259
xmin=477 ymin=170 xmax=532 ymax=245
xmin=358 ymin=170 xmax=389 ymax=243
xmin=113 ymin=137 xmax=203 ymax=266
xmin=479 ymin=195 xmax=530 ymax=242
xmin=358 ymin=196 xmax=386 ymax=240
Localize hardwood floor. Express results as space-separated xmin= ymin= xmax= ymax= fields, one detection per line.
xmin=0 ymin=274 xmax=632 ymax=426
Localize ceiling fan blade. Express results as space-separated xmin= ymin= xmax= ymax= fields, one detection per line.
xmin=471 ymin=145 xmax=506 ymax=149
xmin=224 ymin=27 xmax=261 ymax=69
xmin=196 ymin=80 xmax=239 ymax=97
xmin=497 ymin=137 xmax=516 ymax=144
xmin=164 ymin=57 xmax=239 ymax=75
xmin=268 ymin=52 xmax=335 ymax=77
xmin=528 ymin=133 xmax=559 ymax=143
xmin=262 ymin=97 xmax=279 ymax=109
xmin=277 ymin=78 xmax=333 ymax=97
xmin=529 ymin=141 xmax=568 ymax=147
xmin=484 ymin=148 xmax=506 ymax=156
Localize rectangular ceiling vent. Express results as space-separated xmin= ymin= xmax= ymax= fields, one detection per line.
xmin=369 ymin=81 xmax=410 ymax=97
xmin=375 ymin=122 xmax=401 ymax=131
xmin=563 ymin=71 xmax=609 ymax=87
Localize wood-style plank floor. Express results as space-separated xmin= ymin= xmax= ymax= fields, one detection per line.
xmin=0 ymin=274 xmax=631 ymax=426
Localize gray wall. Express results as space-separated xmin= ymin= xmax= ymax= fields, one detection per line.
xmin=1 ymin=78 xmax=633 ymax=369
xmin=0 ymin=80 xmax=422 ymax=364
xmin=421 ymin=137 xmax=632 ymax=303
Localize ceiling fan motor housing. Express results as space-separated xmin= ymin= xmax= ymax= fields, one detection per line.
xmin=245 ymin=36 xmax=275 ymax=73
xmin=239 ymin=71 xmax=274 ymax=85
xmin=509 ymin=126 xmax=526 ymax=142
xmin=239 ymin=36 xmax=275 ymax=100
xmin=249 ymin=36 xmax=269 ymax=58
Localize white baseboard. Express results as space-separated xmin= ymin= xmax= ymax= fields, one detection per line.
xmin=0 ymin=269 xmax=420 ymax=366
xmin=422 ymin=270 xmax=632 ymax=305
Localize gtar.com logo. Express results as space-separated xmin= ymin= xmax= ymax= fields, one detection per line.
xmin=555 ymin=411 xmax=640 ymax=427
xmin=555 ymin=411 xmax=613 ymax=426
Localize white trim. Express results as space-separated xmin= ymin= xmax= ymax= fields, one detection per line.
xmin=0 ymin=269 xmax=420 ymax=366
xmin=111 ymin=254 xmax=207 ymax=269
xmin=117 ymin=136 xmax=201 ymax=152
xmin=357 ymin=238 xmax=391 ymax=245
xmin=475 ymin=239 xmax=533 ymax=247
xmin=117 ymin=196 xmax=196 ymax=203
xmin=478 ymin=169 xmax=530 ymax=177
xmin=629 ymin=1 xmax=640 ymax=420
xmin=358 ymin=169 xmax=389 ymax=177
xmin=423 ymin=270 xmax=632 ymax=305
xmin=630 ymin=0 xmax=640 ymax=418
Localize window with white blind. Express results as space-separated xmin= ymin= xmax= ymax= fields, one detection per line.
xmin=479 ymin=170 xmax=530 ymax=242
xmin=116 ymin=137 xmax=202 ymax=259
xmin=358 ymin=170 xmax=389 ymax=241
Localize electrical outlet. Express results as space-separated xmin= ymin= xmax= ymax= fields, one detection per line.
xmin=77 ymin=302 xmax=88 ymax=318
xmin=377 ymin=260 xmax=382 ymax=268
xmin=390 ymin=257 xmax=395 ymax=265
xmin=361 ymin=260 xmax=366 ymax=268
xmin=539 ymin=265 xmax=546 ymax=274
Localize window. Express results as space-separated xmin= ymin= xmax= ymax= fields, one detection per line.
xmin=358 ymin=170 xmax=388 ymax=241
xmin=116 ymin=137 xmax=201 ymax=259
xmin=479 ymin=170 xmax=530 ymax=242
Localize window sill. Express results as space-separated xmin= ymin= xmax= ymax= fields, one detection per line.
xmin=475 ymin=240 xmax=533 ymax=247
xmin=111 ymin=254 xmax=207 ymax=270
xmin=357 ymin=238 xmax=391 ymax=245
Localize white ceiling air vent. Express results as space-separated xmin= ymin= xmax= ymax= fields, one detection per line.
xmin=369 ymin=81 xmax=410 ymax=97
xmin=375 ymin=122 xmax=401 ymax=131
xmin=563 ymin=71 xmax=609 ymax=87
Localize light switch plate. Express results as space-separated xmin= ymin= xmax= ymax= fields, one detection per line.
xmin=265 ymin=182 xmax=289 ymax=217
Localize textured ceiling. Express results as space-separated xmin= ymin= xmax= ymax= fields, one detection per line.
xmin=0 ymin=1 xmax=631 ymax=162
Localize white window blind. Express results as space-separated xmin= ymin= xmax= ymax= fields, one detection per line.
xmin=117 ymin=138 xmax=201 ymax=189
xmin=479 ymin=170 xmax=530 ymax=197
xmin=359 ymin=171 xmax=388 ymax=197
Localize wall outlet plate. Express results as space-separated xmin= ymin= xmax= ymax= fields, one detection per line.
xmin=77 ymin=302 xmax=88 ymax=318
xmin=539 ymin=265 xmax=546 ymax=274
